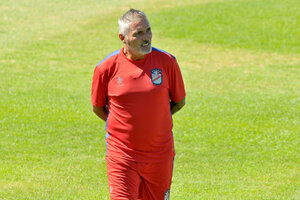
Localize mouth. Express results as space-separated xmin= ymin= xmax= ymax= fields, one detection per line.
xmin=141 ymin=41 xmax=151 ymax=47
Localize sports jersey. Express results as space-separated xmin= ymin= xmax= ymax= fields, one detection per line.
xmin=91 ymin=47 xmax=185 ymax=162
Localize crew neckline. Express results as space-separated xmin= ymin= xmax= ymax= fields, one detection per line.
xmin=120 ymin=47 xmax=150 ymax=65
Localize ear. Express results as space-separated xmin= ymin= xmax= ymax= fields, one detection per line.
xmin=119 ymin=33 xmax=126 ymax=44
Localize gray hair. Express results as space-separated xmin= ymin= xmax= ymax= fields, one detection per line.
xmin=118 ymin=8 xmax=148 ymax=36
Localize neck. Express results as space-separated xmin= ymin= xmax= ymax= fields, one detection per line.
xmin=123 ymin=47 xmax=145 ymax=61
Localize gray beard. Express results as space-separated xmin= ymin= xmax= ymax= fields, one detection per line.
xmin=139 ymin=46 xmax=152 ymax=55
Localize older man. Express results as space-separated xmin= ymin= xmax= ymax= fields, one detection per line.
xmin=91 ymin=8 xmax=185 ymax=200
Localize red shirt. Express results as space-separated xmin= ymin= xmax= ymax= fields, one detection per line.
xmin=91 ymin=47 xmax=185 ymax=162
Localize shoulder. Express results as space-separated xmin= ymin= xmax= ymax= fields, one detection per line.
xmin=151 ymin=47 xmax=176 ymax=62
xmin=95 ymin=49 xmax=121 ymax=71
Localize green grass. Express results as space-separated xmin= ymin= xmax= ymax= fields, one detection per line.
xmin=0 ymin=0 xmax=299 ymax=199
xmin=150 ymin=0 xmax=300 ymax=53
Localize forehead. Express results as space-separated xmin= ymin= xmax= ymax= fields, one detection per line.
xmin=129 ymin=17 xmax=150 ymax=32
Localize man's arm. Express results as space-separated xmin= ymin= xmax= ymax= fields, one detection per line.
xmin=170 ymin=97 xmax=185 ymax=115
xmin=92 ymin=106 xmax=108 ymax=121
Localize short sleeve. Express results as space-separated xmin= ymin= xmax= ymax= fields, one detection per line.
xmin=91 ymin=65 xmax=108 ymax=107
xmin=168 ymin=59 xmax=186 ymax=103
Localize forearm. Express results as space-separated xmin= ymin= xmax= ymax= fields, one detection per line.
xmin=92 ymin=106 xmax=108 ymax=121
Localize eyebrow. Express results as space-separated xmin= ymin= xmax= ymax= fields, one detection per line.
xmin=133 ymin=26 xmax=151 ymax=34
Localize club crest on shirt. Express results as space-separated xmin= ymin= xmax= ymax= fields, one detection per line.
xmin=151 ymin=68 xmax=163 ymax=85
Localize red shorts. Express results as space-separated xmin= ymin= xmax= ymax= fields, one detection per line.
xmin=106 ymin=156 xmax=174 ymax=200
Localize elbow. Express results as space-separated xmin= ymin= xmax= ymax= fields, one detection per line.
xmin=179 ymin=97 xmax=185 ymax=108
xmin=92 ymin=106 xmax=98 ymax=114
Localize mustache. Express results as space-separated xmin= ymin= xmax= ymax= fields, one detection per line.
xmin=141 ymin=40 xmax=151 ymax=45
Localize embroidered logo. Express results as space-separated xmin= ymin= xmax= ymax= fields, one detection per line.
xmin=151 ymin=68 xmax=162 ymax=85
xmin=117 ymin=76 xmax=123 ymax=86
xmin=164 ymin=189 xmax=170 ymax=200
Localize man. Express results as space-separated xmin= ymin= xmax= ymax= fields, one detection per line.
xmin=91 ymin=8 xmax=185 ymax=200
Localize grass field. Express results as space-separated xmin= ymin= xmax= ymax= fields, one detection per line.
xmin=0 ymin=0 xmax=299 ymax=199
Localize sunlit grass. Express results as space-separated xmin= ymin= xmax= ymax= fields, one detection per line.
xmin=0 ymin=0 xmax=299 ymax=199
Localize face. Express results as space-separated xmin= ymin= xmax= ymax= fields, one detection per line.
xmin=121 ymin=17 xmax=152 ymax=59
